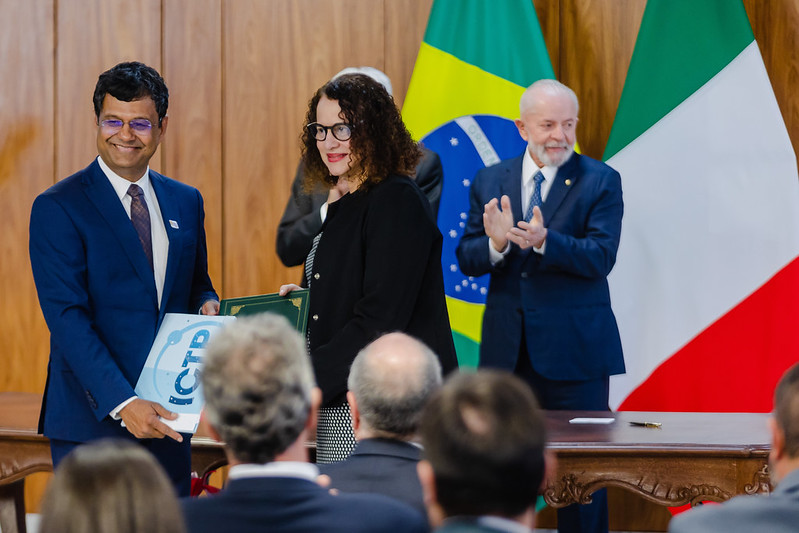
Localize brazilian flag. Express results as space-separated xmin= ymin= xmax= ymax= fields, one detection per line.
xmin=403 ymin=0 xmax=554 ymax=368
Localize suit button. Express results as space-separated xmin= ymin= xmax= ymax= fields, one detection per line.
xmin=314 ymin=273 xmax=320 ymax=280
xmin=312 ymin=314 xmax=319 ymax=321
xmin=521 ymin=272 xmax=528 ymax=278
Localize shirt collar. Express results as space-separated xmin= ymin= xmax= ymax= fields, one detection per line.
xmin=522 ymin=149 xmax=558 ymax=186
xmin=97 ymin=155 xmax=152 ymax=202
xmin=227 ymin=461 xmax=320 ymax=482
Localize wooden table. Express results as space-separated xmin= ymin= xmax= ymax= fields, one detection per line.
xmin=543 ymin=410 xmax=772 ymax=508
xmin=0 ymin=392 xmax=225 ymax=533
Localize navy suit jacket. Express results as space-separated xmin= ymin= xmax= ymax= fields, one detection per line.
xmin=318 ymin=438 xmax=425 ymax=516
xmin=456 ymin=152 xmax=624 ymax=381
xmin=181 ymin=476 xmax=429 ymax=533
xmin=29 ymin=159 xmax=218 ymax=443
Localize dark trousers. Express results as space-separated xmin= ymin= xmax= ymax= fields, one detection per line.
xmin=515 ymin=346 xmax=610 ymax=533
xmin=50 ymin=435 xmax=192 ymax=497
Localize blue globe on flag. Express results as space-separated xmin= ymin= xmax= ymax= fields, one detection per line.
xmin=421 ymin=115 xmax=526 ymax=366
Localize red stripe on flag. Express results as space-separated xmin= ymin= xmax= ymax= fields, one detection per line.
xmin=619 ymin=256 xmax=799 ymax=412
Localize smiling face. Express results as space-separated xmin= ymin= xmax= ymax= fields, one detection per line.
xmin=96 ymin=94 xmax=167 ymax=181
xmin=515 ymin=89 xmax=577 ymax=168
xmin=315 ymin=95 xmax=356 ymax=180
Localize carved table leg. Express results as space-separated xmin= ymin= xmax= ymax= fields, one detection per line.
xmin=0 ymin=478 xmax=27 ymax=533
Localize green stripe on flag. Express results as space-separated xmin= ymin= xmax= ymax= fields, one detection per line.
xmin=604 ymin=0 xmax=754 ymax=160
xmin=423 ymin=0 xmax=553 ymax=88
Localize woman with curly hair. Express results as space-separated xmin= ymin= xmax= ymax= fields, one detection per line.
xmin=281 ymin=73 xmax=458 ymax=462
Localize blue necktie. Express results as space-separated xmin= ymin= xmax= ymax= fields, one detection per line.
xmin=524 ymin=171 xmax=545 ymax=222
xmin=128 ymin=184 xmax=153 ymax=270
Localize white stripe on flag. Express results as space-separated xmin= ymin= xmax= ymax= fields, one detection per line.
xmin=455 ymin=116 xmax=501 ymax=167
xmin=607 ymin=42 xmax=799 ymax=408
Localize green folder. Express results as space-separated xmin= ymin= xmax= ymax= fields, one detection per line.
xmin=219 ymin=289 xmax=309 ymax=334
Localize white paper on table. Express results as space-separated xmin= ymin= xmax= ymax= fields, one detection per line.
xmin=569 ymin=417 xmax=616 ymax=424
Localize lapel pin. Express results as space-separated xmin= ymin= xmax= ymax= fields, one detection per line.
xmin=564 ymin=179 xmax=572 ymax=186
xmin=169 ymin=220 xmax=179 ymax=229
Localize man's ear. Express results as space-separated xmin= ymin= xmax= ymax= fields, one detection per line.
xmin=514 ymin=118 xmax=528 ymax=140
xmin=346 ymin=391 xmax=361 ymax=432
xmin=769 ymin=416 xmax=785 ymax=461
xmin=417 ymin=460 xmax=444 ymax=528
xmin=198 ymin=409 xmax=222 ymax=442
xmin=307 ymin=387 xmax=322 ymax=432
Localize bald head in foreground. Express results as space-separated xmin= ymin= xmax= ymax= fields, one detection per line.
xmin=319 ymin=332 xmax=442 ymax=516
xmin=181 ymin=314 xmax=427 ymax=533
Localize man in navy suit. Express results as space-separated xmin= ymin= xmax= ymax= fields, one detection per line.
xmin=417 ymin=370 xmax=549 ymax=533
xmin=182 ymin=314 xmax=427 ymax=533
xmin=456 ymin=79 xmax=624 ymax=533
xmin=319 ymin=332 xmax=442 ymax=517
xmin=29 ymin=62 xmax=219 ymax=496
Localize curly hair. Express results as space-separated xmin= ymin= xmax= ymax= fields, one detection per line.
xmin=301 ymin=73 xmax=421 ymax=192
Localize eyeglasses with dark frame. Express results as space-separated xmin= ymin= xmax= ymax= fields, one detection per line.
xmin=306 ymin=122 xmax=352 ymax=142
xmin=99 ymin=118 xmax=154 ymax=134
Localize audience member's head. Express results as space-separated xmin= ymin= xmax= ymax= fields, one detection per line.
xmin=417 ymin=370 xmax=548 ymax=529
xmin=201 ymin=313 xmax=318 ymax=465
xmin=347 ymin=332 xmax=442 ymax=441
xmin=769 ymin=362 xmax=799 ymax=483
xmin=38 ymin=439 xmax=185 ymax=533
xmin=302 ymin=72 xmax=421 ymax=191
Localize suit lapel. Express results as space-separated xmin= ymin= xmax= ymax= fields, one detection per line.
xmin=542 ymin=153 xmax=580 ymax=222
xmin=499 ymin=155 xmax=524 ymax=224
xmin=83 ymin=161 xmax=158 ymax=306
xmin=151 ymin=172 xmax=183 ymax=318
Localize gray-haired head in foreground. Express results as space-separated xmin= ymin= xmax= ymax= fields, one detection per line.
xmin=201 ymin=313 xmax=315 ymax=464
xmin=348 ymin=332 xmax=442 ymax=438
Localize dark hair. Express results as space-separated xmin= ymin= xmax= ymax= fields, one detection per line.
xmin=93 ymin=61 xmax=169 ymax=125
xmin=420 ymin=370 xmax=547 ymax=518
xmin=38 ymin=439 xmax=185 ymax=533
xmin=301 ymin=73 xmax=421 ymax=192
xmin=775 ymin=363 xmax=799 ymax=457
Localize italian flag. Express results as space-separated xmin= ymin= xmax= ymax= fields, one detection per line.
xmin=403 ymin=0 xmax=554 ymax=368
xmin=605 ymin=0 xmax=799 ymax=412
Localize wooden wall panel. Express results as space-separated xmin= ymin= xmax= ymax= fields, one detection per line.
xmin=0 ymin=0 xmax=55 ymax=393
xmin=533 ymin=0 xmax=561 ymax=76
xmin=163 ymin=0 xmax=224 ymax=293
xmin=221 ymin=0 xmax=385 ymax=298
xmin=0 ymin=0 xmax=57 ymax=513
xmin=559 ymin=0 xmax=645 ymax=160
xmin=56 ymin=0 xmax=162 ymax=179
xmin=744 ymin=0 xmax=799 ymax=167
xmin=385 ymin=0 xmax=433 ymax=109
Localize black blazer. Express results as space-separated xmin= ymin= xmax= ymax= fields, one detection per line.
xmin=181 ymin=476 xmax=428 ymax=533
xmin=318 ymin=438 xmax=425 ymax=516
xmin=306 ymin=174 xmax=458 ymax=405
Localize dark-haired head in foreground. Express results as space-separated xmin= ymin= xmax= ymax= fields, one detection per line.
xmin=418 ymin=370 xmax=548 ymax=531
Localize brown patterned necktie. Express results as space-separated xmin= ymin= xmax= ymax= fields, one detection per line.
xmin=127 ymin=183 xmax=153 ymax=270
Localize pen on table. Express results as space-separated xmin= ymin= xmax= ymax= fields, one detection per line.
xmin=629 ymin=421 xmax=662 ymax=428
